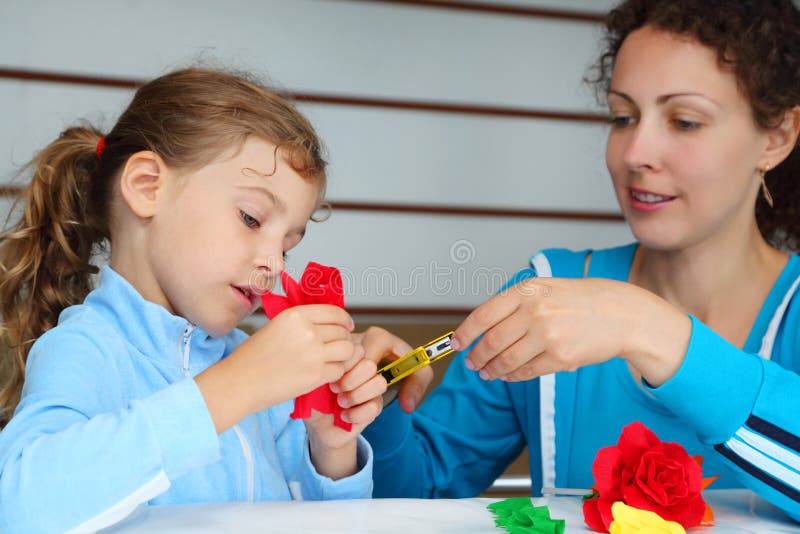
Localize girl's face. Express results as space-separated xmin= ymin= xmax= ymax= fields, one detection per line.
xmin=606 ymin=25 xmax=770 ymax=251
xmin=147 ymin=137 xmax=320 ymax=337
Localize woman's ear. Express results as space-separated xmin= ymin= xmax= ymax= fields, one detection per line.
xmin=118 ymin=151 xmax=164 ymax=218
xmin=760 ymin=106 xmax=800 ymax=169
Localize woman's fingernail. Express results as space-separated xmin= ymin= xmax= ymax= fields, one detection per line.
xmin=465 ymin=358 xmax=476 ymax=370
xmin=479 ymin=369 xmax=490 ymax=380
xmin=329 ymin=383 xmax=340 ymax=393
xmin=450 ymin=337 xmax=462 ymax=351
xmin=337 ymin=395 xmax=350 ymax=408
xmin=341 ymin=412 xmax=351 ymax=422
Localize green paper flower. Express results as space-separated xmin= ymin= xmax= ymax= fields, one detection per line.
xmin=488 ymin=498 xmax=566 ymax=534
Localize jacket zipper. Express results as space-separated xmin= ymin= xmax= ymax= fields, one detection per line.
xmin=233 ymin=425 xmax=255 ymax=502
xmin=180 ymin=324 xmax=254 ymax=501
xmin=181 ymin=326 xmax=195 ymax=377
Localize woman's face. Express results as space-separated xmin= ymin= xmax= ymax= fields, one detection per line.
xmin=606 ymin=25 xmax=770 ymax=251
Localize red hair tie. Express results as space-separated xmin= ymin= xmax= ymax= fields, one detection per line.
xmin=95 ymin=136 xmax=106 ymax=159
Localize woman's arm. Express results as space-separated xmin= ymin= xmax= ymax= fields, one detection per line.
xmin=648 ymin=317 xmax=800 ymax=521
xmin=363 ymin=351 xmax=528 ymax=498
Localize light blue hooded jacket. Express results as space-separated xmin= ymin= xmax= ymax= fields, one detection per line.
xmin=0 ymin=266 xmax=372 ymax=533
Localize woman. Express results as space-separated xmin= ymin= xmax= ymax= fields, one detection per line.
xmin=362 ymin=0 xmax=800 ymax=521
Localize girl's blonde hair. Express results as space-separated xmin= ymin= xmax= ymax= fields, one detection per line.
xmin=0 ymin=68 xmax=327 ymax=423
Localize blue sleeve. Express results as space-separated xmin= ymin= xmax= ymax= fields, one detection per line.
xmin=0 ymin=330 xmax=221 ymax=533
xmin=296 ymin=435 xmax=373 ymax=499
xmin=363 ymin=267 xmax=537 ymax=498
xmin=647 ymin=316 xmax=800 ymax=521
xmin=272 ymin=401 xmax=374 ymax=499
xmin=364 ymin=353 xmax=526 ymax=498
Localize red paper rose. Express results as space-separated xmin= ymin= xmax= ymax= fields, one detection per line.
xmin=583 ymin=422 xmax=710 ymax=532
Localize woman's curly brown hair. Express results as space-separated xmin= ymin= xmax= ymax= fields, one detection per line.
xmin=587 ymin=0 xmax=800 ymax=251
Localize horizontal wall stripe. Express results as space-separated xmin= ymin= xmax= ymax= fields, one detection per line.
xmin=341 ymin=0 xmax=605 ymax=23
xmin=0 ymin=187 xmax=22 ymax=197
xmin=329 ymin=201 xmax=624 ymax=222
xmin=0 ymin=188 xmax=624 ymax=222
xmin=336 ymin=307 xmax=468 ymax=316
xmin=0 ymin=67 xmax=609 ymax=124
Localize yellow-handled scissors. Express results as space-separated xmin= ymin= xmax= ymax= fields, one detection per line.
xmin=377 ymin=331 xmax=456 ymax=386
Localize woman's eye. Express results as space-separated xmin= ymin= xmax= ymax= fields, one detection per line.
xmin=610 ymin=115 xmax=634 ymax=128
xmin=673 ymin=118 xmax=701 ymax=131
xmin=240 ymin=210 xmax=260 ymax=229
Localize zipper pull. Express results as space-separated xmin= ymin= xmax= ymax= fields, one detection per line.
xmin=181 ymin=325 xmax=195 ymax=377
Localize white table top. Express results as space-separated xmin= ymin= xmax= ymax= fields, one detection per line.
xmin=103 ymin=490 xmax=799 ymax=533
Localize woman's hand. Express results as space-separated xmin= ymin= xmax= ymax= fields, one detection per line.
xmin=451 ymin=277 xmax=691 ymax=386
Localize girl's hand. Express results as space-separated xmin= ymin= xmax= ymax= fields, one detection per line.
xmin=451 ymin=277 xmax=691 ymax=386
xmin=355 ymin=327 xmax=432 ymax=413
xmin=303 ymin=343 xmax=388 ymax=478
xmin=195 ymin=304 xmax=357 ymax=434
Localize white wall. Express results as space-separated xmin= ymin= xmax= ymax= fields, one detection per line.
xmin=0 ymin=0 xmax=631 ymax=311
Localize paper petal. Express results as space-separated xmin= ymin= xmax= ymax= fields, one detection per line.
xmin=261 ymin=293 xmax=291 ymax=320
xmin=280 ymin=269 xmax=304 ymax=305
xmin=609 ymin=501 xmax=686 ymax=534
xmin=702 ymin=503 xmax=715 ymax=525
xmin=299 ymin=261 xmax=344 ymax=307
xmin=290 ymin=384 xmax=351 ymax=431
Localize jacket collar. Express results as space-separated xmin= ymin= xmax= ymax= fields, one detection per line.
xmin=81 ymin=266 xmax=228 ymax=372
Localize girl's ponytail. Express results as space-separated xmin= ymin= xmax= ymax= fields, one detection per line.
xmin=0 ymin=126 xmax=108 ymax=423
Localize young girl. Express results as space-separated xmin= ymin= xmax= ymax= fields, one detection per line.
xmin=0 ymin=68 xmax=387 ymax=532
xmin=364 ymin=0 xmax=800 ymax=522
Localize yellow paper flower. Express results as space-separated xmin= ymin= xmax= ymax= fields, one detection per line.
xmin=609 ymin=502 xmax=686 ymax=534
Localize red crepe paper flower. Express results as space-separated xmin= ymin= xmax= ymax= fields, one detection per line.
xmin=262 ymin=262 xmax=344 ymax=316
xmin=583 ymin=422 xmax=717 ymax=532
xmin=261 ymin=262 xmax=351 ymax=431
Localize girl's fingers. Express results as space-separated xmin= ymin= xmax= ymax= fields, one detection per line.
xmin=341 ymin=396 xmax=383 ymax=426
xmin=322 ymin=361 xmax=346 ymax=383
xmin=337 ymin=373 xmax=387 ymax=408
xmin=335 ymin=358 xmax=378 ymax=393
xmin=358 ymin=327 xmax=413 ymax=364
xmin=340 ymin=343 xmax=365 ymax=373
xmin=316 ymin=324 xmax=352 ymax=343
xmin=295 ymin=304 xmax=355 ymax=330
xmin=323 ymin=340 xmax=356 ymax=362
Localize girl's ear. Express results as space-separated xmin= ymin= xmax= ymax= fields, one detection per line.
xmin=119 ymin=151 xmax=164 ymax=218
xmin=760 ymin=106 xmax=800 ymax=169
